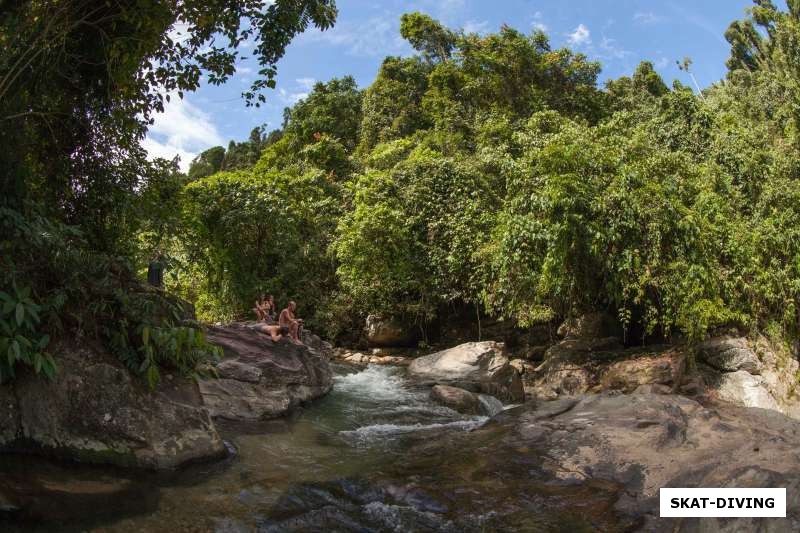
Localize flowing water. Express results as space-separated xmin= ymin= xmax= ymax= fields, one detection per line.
xmin=0 ymin=363 xmax=627 ymax=531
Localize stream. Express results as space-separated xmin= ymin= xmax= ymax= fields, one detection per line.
xmin=1 ymin=363 xmax=625 ymax=531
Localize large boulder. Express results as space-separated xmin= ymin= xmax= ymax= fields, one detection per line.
xmin=364 ymin=314 xmax=416 ymax=347
xmin=0 ymin=344 xmax=225 ymax=469
xmin=407 ymin=341 xmax=524 ymax=402
xmin=200 ymin=323 xmax=333 ymax=421
xmin=698 ymin=335 xmax=800 ymax=419
xmin=697 ymin=336 xmax=762 ymax=373
xmin=711 ymin=370 xmax=781 ymax=410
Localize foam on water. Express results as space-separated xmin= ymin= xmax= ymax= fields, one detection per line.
xmin=340 ymin=418 xmax=488 ymax=443
xmin=333 ymin=364 xmax=416 ymax=403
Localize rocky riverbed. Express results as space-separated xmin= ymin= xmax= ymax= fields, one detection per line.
xmin=3 ymin=315 xmax=800 ymax=531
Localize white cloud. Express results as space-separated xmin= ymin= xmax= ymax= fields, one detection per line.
xmin=279 ymin=88 xmax=308 ymax=105
xmin=295 ymin=77 xmax=317 ymax=90
xmin=567 ymin=23 xmax=591 ymax=46
xmin=298 ymin=14 xmax=409 ymax=57
xmin=633 ymin=12 xmax=663 ymax=25
xmin=237 ymin=65 xmax=254 ymax=75
xmin=655 ymin=56 xmax=670 ymax=69
xmin=143 ymin=93 xmax=225 ymax=172
xmin=598 ymin=36 xmax=632 ymax=60
xmin=532 ymin=11 xmax=548 ymax=32
xmin=463 ymin=20 xmax=490 ymax=35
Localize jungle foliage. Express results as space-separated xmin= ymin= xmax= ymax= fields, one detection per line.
xmin=176 ymin=4 xmax=800 ymax=346
xmin=0 ymin=0 xmax=337 ymax=383
xmin=6 ymin=1 xmax=800 ymax=382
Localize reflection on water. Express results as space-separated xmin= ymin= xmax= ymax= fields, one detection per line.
xmin=0 ymin=364 xmax=496 ymax=532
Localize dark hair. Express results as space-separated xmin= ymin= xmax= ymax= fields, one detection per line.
xmin=279 ymin=326 xmax=290 ymax=335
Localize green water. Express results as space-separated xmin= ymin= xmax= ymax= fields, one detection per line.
xmin=0 ymin=364 xmax=628 ymax=532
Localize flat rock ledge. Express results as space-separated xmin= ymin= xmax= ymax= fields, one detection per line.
xmin=199 ymin=323 xmax=333 ymax=421
xmin=483 ymin=392 xmax=800 ymax=530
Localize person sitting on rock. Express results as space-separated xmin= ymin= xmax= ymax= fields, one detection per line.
xmin=279 ymin=300 xmax=304 ymax=344
xmin=252 ymin=294 xmax=268 ymax=321
xmin=254 ymin=323 xmax=290 ymax=342
xmin=263 ymin=294 xmax=277 ymax=323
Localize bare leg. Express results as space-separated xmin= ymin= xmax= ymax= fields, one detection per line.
xmin=290 ymin=321 xmax=302 ymax=344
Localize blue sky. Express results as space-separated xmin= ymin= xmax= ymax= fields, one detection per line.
xmin=144 ymin=0 xmax=756 ymax=170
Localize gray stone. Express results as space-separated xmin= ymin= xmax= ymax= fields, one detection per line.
xmin=1 ymin=345 xmax=225 ymax=469
xmin=527 ymin=342 xmax=684 ymax=399
xmin=713 ymin=370 xmax=780 ymax=411
xmin=200 ymin=324 xmax=333 ymax=421
xmin=429 ymin=385 xmax=481 ymax=415
xmin=698 ymin=336 xmax=762 ymax=374
xmin=408 ymin=342 xmax=524 ymax=402
xmin=510 ymin=393 xmax=800 ymax=530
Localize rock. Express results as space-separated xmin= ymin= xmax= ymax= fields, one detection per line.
xmin=370 ymin=347 xmax=406 ymax=356
xmin=367 ymin=355 xmax=411 ymax=366
xmin=509 ymin=358 xmax=526 ymax=374
xmin=301 ymin=330 xmax=334 ymax=359
xmin=556 ymin=312 xmax=621 ymax=340
xmin=632 ymin=383 xmax=672 ymax=394
xmin=0 ymin=344 xmax=225 ymax=469
xmin=697 ymin=336 xmax=762 ymax=374
xmin=365 ymin=315 xmax=416 ymax=347
xmin=501 ymin=393 xmax=800 ymax=530
xmin=429 ymin=385 xmax=481 ymax=415
xmin=597 ymin=348 xmax=685 ymax=393
xmin=215 ymin=359 xmax=262 ymax=383
xmin=326 ymin=392 xmax=800 ymax=531
xmin=711 ymin=370 xmax=781 ymax=411
xmin=527 ymin=344 xmax=549 ymax=361
xmin=528 ymin=343 xmax=684 ymax=399
xmin=408 ymin=342 xmax=524 ymax=402
xmin=200 ymin=324 xmax=333 ymax=421
xmin=697 ymin=335 xmax=800 ymax=419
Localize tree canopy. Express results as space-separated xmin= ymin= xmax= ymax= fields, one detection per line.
xmin=7 ymin=1 xmax=800 ymax=383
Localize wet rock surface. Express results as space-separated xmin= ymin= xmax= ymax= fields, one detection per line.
xmin=200 ymin=323 xmax=333 ymax=421
xmin=258 ymin=392 xmax=800 ymax=532
xmin=0 ymin=343 xmax=225 ymax=469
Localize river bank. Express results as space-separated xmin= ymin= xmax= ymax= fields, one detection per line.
xmin=4 ymin=360 xmax=800 ymax=532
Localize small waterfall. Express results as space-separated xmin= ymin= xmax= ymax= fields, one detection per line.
xmin=477 ymin=394 xmax=504 ymax=416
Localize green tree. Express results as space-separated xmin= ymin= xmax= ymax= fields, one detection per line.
xmin=400 ymin=12 xmax=457 ymax=63
xmin=188 ymin=146 xmax=226 ymax=181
